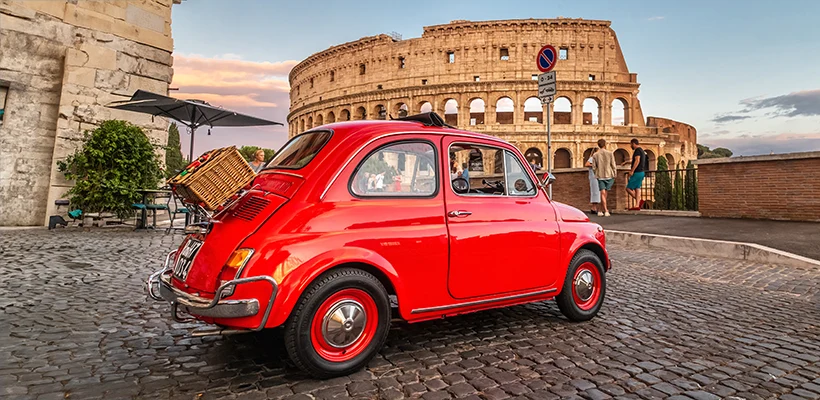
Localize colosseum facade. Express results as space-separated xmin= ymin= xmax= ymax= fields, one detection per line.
xmin=288 ymin=18 xmax=696 ymax=171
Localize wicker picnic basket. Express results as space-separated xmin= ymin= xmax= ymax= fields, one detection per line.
xmin=168 ymin=146 xmax=256 ymax=210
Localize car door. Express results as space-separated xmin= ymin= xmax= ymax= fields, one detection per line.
xmin=443 ymin=136 xmax=562 ymax=299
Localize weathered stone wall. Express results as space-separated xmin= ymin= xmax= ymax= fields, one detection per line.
xmin=288 ymin=19 xmax=696 ymax=173
xmin=0 ymin=0 xmax=180 ymax=226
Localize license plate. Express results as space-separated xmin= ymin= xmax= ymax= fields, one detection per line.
xmin=173 ymin=239 xmax=202 ymax=281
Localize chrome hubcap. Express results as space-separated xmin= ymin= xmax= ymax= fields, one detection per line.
xmin=322 ymin=300 xmax=367 ymax=348
xmin=575 ymin=270 xmax=595 ymax=301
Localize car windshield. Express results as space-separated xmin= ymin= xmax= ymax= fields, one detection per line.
xmin=265 ymin=131 xmax=331 ymax=170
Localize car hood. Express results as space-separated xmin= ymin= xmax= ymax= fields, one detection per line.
xmin=552 ymin=202 xmax=590 ymax=223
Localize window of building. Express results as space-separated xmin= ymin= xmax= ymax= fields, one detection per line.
xmin=359 ymin=64 xmax=366 ymax=75
xmin=500 ymin=48 xmax=509 ymax=61
xmin=399 ymin=57 xmax=406 ymax=69
xmin=447 ymin=51 xmax=455 ymax=63
xmin=421 ymin=79 xmax=428 ymax=85
xmin=310 ymin=78 xmax=314 ymax=88
xmin=588 ymin=74 xmax=595 ymax=81
xmin=350 ymin=141 xmax=438 ymax=197
xmin=531 ymin=74 xmax=538 ymax=81
xmin=559 ymin=48 xmax=568 ymax=60
xmin=0 ymin=84 xmax=8 ymax=125
xmin=330 ymin=71 xmax=335 ymax=82
xmin=474 ymin=76 xmax=480 ymax=82
xmin=377 ymin=84 xmax=383 ymax=90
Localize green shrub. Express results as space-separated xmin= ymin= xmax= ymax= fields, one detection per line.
xmin=57 ymin=120 xmax=162 ymax=219
xmin=654 ymin=156 xmax=672 ymax=209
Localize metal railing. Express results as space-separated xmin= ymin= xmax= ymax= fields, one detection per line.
xmin=625 ymin=168 xmax=698 ymax=211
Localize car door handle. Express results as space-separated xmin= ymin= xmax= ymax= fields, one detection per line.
xmin=448 ymin=210 xmax=472 ymax=218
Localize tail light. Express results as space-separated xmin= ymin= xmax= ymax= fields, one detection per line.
xmin=217 ymin=248 xmax=254 ymax=298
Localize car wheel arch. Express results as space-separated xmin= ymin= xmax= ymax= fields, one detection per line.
xmin=578 ymin=242 xmax=609 ymax=271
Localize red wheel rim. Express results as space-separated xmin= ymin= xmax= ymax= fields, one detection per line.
xmin=310 ymin=289 xmax=379 ymax=362
xmin=571 ymin=262 xmax=601 ymax=311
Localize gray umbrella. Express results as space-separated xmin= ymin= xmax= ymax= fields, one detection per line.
xmin=107 ymin=90 xmax=283 ymax=161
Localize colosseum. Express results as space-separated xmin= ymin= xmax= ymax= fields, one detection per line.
xmin=288 ymin=18 xmax=696 ymax=170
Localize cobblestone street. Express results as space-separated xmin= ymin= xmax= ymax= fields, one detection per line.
xmin=1 ymin=229 xmax=818 ymax=400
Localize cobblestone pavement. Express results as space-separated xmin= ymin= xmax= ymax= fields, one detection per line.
xmin=1 ymin=229 xmax=818 ymax=400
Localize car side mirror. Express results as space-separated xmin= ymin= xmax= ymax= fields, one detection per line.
xmin=540 ymin=172 xmax=556 ymax=188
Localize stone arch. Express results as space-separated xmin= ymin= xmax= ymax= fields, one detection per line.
xmin=355 ymin=106 xmax=366 ymax=120
xmin=553 ymin=148 xmax=572 ymax=169
xmin=611 ymin=98 xmax=628 ymax=126
xmin=374 ymin=104 xmax=387 ymax=120
xmin=680 ymin=143 xmax=686 ymax=156
xmin=469 ymin=98 xmax=485 ymax=125
xmin=665 ymin=153 xmax=676 ymax=169
xmin=523 ymin=97 xmax=542 ymax=123
xmin=525 ymin=148 xmax=543 ymax=169
xmin=315 ymin=113 xmax=323 ymax=126
xmin=443 ymin=99 xmax=458 ymax=125
xmin=583 ymin=97 xmax=601 ymax=125
xmin=614 ymin=148 xmax=629 ymax=165
xmin=645 ymin=149 xmax=657 ymax=170
xmin=394 ymin=102 xmax=409 ymax=118
xmin=307 ymin=116 xmax=313 ymax=129
xmin=340 ymin=109 xmax=351 ymax=121
xmin=553 ymin=96 xmax=572 ymax=124
xmin=300 ymin=119 xmax=305 ymax=132
xmin=327 ymin=111 xmax=336 ymax=123
xmin=419 ymin=101 xmax=433 ymax=113
xmin=495 ymin=96 xmax=514 ymax=125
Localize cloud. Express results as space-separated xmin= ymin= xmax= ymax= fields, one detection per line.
xmin=170 ymin=53 xmax=298 ymax=157
xmin=712 ymin=114 xmax=752 ymax=123
xmin=740 ymin=89 xmax=820 ymax=117
xmin=647 ymin=16 xmax=665 ymax=21
xmin=701 ymin=132 xmax=820 ymax=156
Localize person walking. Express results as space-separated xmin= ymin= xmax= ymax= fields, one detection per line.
xmin=625 ymin=138 xmax=648 ymax=210
xmin=591 ymin=139 xmax=617 ymax=217
xmin=585 ymin=148 xmax=601 ymax=214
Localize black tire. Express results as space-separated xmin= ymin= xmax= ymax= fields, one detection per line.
xmin=556 ymin=249 xmax=606 ymax=321
xmin=284 ymin=268 xmax=391 ymax=378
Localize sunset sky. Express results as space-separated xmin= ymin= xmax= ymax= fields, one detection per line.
xmin=169 ymin=0 xmax=820 ymax=157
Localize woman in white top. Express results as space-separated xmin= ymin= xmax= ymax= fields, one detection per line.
xmin=585 ymin=149 xmax=601 ymax=214
xmin=374 ymin=173 xmax=385 ymax=191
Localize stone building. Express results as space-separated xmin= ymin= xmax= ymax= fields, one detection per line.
xmin=288 ymin=18 xmax=696 ymax=172
xmin=0 ymin=0 xmax=180 ymax=226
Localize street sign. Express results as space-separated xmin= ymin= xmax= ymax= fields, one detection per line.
xmin=536 ymin=45 xmax=557 ymax=73
xmin=538 ymin=71 xmax=556 ymax=102
xmin=540 ymin=95 xmax=554 ymax=104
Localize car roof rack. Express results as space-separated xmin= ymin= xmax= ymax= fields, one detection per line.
xmin=393 ymin=112 xmax=456 ymax=129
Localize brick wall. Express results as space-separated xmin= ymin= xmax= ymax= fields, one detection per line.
xmin=551 ymin=167 xmax=628 ymax=211
xmin=695 ymin=152 xmax=820 ymax=222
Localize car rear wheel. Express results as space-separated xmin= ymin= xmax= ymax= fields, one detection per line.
xmin=284 ymin=268 xmax=390 ymax=378
xmin=556 ymin=249 xmax=606 ymax=321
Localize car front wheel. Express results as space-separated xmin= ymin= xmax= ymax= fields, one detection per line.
xmin=284 ymin=268 xmax=391 ymax=378
xmin=556 ymin=249 xmax=606 ymax=321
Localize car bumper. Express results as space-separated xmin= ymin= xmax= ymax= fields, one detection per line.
xmin=146 ymin=250 xmax=278 ymax=331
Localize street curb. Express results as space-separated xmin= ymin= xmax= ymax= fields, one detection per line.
xmin=606 ymin=230 xmax=820 ymax=269
xmin=611 ymin=210 xmax=701 ymax=217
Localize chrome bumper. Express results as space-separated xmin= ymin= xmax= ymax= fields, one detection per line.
xmin=146 ymin=250 xmax=278 ymax=332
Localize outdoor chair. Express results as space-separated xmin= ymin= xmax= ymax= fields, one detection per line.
xmin=165 ymin=195 xmax=191 ymax=234
xmin=49 ymin=200 xmax=83 ymax=229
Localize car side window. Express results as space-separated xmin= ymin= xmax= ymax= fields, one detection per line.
xmin=504 ymin=151 xmax=537 ymax=196
xmin=350 ymin=141 xmax=438 ymax=197
xmin=448 ymin=143 xmax=507 ymax=196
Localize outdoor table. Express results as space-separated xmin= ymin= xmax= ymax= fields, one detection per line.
xmin=135 ymin=188 xmax=171 ymax=230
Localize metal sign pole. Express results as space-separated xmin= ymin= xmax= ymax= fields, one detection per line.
xmin=546 ymin=100 xmax=552 ymax=198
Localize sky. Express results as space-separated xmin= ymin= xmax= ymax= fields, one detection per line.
xmin=169 ymin=0 xmax=820 ymax=157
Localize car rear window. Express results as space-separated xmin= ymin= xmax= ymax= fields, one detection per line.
xmin=265 ymin=131 xmax=331 ymax=170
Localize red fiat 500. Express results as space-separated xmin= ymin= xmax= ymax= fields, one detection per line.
xmin=147 ymin=113 xmax=610 ymax=378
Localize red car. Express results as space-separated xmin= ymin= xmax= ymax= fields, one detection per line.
xmin=148 ymin=113 xmax=610 ymax=378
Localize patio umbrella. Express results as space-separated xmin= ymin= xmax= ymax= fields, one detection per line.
xmin=107 ymin=90 xmax=283 ymax=161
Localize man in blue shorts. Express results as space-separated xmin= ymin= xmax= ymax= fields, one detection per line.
xmin=626 ymin=138 xmax=647 ymax=210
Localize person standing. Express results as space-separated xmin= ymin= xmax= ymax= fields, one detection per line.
xmin=625 ymin=138 xmax=648 ymax=210
xmin=591 ymin=139 xmax=616 ymax=217
xmin=249 ymin=149 xmax=266 ymax=173
xmin=461 ymin=162 xmax=470 ymax=190
xmin=585 ymin=148 xmax=601 ymax=214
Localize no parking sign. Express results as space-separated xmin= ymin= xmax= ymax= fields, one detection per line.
xmin=536 ymin=45 xmax=557 ymax=73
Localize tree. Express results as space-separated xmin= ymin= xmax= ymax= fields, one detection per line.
xmin=697 ymin=144 xmax=733 ymax=159
xmin=164 ymin=123 xmax=186 ymax=178
xmin=653 ymin=156 xmax=672 ymax=210
xmin=239 ymin=146 xmax=277 ymax=163
xmin=672 ymin=169 xmax=684 ymax=210
xmin=711 ymin=147 xmax=733 ymax=158
xmin=57 ymin=120 xmax=163 ymax=219
xmin=684 ymin=160 xmax=698 ymax=211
